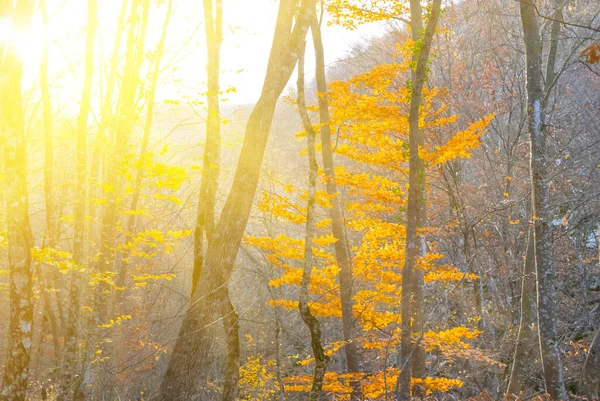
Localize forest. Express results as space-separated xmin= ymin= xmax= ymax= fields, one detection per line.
xmin=0 ymin=0 xmax=600 ymax=400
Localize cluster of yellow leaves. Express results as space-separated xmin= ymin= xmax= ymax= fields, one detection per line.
xmin=420 ymin=114 xmax=496 ymax=165
xmin=119 ymin=229 xmax=192 ymax=260
xmin=89 ymin=271 xmax=125 ymax=292
xmin=98 ymin=314 xmax=132 ymax=329
xmin=31 ymin=247 xmax=77 ymax=273
xmin=238 ymin=356 xmax=278 ymax=401
xmin=326 ymin=0 xmax=409 ymax=30
xmin=284 ymin=370 xmax=463 ymax=398
xmin=132 ymin=273 xmax=176 ymax=288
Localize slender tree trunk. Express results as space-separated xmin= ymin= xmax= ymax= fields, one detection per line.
xmin=157 ymin=1 xmax=315 ymax=398
xmin=507 ymin=231 xmax=536 ymax=397
xmin=191 ymin=0 xmax=224 ymax=296
xmin=396 ymin=2 xmax=442 ymax=400
xmin=63 ymin=0 xmax=97 ymax=396
xmin=518 ymin=1 xmax=568 ymax=399
xmin=0 ymin=2 xmax=35 ymax=400
xmin=39 ymin=0 xmax=63 ymax=368
xmin=297 ymin=40 xmax=328 ymax=401
xmin=309 ymin=11 xmax=361 ymax=398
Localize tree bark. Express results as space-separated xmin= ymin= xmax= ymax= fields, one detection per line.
xmin=157 ymin=1 xmax=315 ymax=399
xmin=507 ymin=231 xmax=536 ymax=397
xmin=0 ymin=1 xmax=35 ymax=400
xmin=39 ymin=0 xmax=63 ymax=368
xmin=310 ymin=10 xmax=361 ymax=398
xmin=396 ymin=2 xmax=442 ymax=400
xmin=297 ymin=40 xmax=328 ymax=401
xmin=518 ymin=1 xmax=568 ymax=399
xmin=191 ymin=0 xmax=223 ymax=296
xmin=61 ymin=0 xmax=97 ymax=398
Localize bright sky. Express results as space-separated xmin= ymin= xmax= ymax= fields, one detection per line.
xmin=9 ymin=0 xmax=385 ymax=107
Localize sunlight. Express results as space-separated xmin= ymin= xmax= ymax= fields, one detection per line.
xmin=0 ymin=15 xmax=44 ymax=65
xmin=0 ymin=0 xmax=598 ymax=400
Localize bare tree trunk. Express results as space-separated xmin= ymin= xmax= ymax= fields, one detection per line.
xmin=61 ymin=1 xmax=97 ymax=398
xmin=157 ymin=1 xmax=315 ymax=399
xmin=0 ymin=2 xmax=35 ymax=400
xmin=580 ymin=330 xmax=600 ymax=399
xmin=39 ymin=0 xmax=63 ymax=368
xmin=297 ymin=41 xmax=328 ymax=401
xmin=518 ymin=1 xmax=568 ymax=399
xmin=191 ymin=0 xmax=223 ymax=296
xmin=507 ymin=231 xmax=536 ymax=397
xmin=396 ymin=2 xmax=442 ymax=401
xmin=309 ymin=11 xmax=361 ymax=398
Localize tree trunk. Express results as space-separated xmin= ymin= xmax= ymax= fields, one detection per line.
xmin=0 ymin=2 xmax=35 ymax=400
xmin=61 ymin=0 xmax=97 ymax=398
xmin=309 ymin=11 xmax=361 ymax=398
xmin=191 ymin=0 xmax=223 ymax=296
xmin=518 ymin=1 xmax=568 ymax=399
xmin=507 ymin=231 xmax=536 ymax=397
xmin=39 ymin=0 xmax=63 ymax=368
xmin=297 ymin=40 xmax=328 ymax=401
xmin=396 ymin=2 xmax=442 ymax=401
xmin=157 ymin=1 xmax=314 ymax=399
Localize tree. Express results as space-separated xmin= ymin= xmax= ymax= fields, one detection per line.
xmin=61 ymin=0 xmax=97 ymax=398
xmin=0 ymin=1 xmax=35 ymax=399
xmin=157 ymin=1 xmax=315 ymax=398
xmin=310 ymin=9 xmax=361 ymax=398
xmin=396 ymin=1 xmax=443 ymax=399
xmin=518 ymin=0 xmax=568 ymax=399
xmin=297 ymin=38 xmax=329 ymax=401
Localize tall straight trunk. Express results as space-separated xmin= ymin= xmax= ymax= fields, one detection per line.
xmin=396 ymin=2 xmax=442 ymax=400
xmin=63 ymin=0 xmax=97 ymax=399
xmin=0 ymin=1 xmax=35 ymax=400
xmin=518 ymin=1 xmax=568 ymax=399
xmin=310 ymin=12 xmax=360 ymax=397
xmin=191 ymin=0 xmax=223 ymax=295
xmin=580 ymin=330 xmax=600 ymax=398
xmin=39 ymin=0 xmax=62 ymax=366
xmin=507 ymin=231 xmax=536 ymax=396
xmin=157 ymin=1 xmax=314 ymax=399
xmin=40 ymin=0 xmax=56 ymax=252
xmin=189 ymin=2 xmax=242 ymax=399
xmin=297 ymin=41 xmax=328 ymax=401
